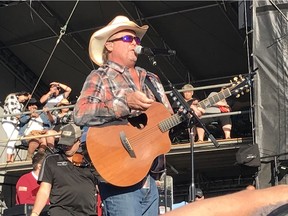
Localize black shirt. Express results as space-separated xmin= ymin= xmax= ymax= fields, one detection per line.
xmin=39 ymin=154 xmax=97 ymax=216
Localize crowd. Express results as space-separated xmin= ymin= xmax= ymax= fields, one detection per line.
xmin=1 ymin=14 xmax=281 ymax=216
xmin=1 ymin=81 xmax=73 ymax=162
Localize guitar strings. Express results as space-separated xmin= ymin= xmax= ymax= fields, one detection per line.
xmin=127 ymin=124 xmax=163 ymax=147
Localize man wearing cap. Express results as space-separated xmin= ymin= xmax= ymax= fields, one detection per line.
xmin=31 ymin=123 xmax=97 ymax=216
xmin=73 ymin=15 xmax=203 ymax=216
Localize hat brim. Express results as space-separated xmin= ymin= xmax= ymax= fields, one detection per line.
xmin=89 ymin=19 xmax=148 ymax=66
xmin=58 ymin=136 xmax=74 ymax=146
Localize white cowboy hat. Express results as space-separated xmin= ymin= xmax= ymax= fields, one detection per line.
xmin=89 ymin=15 xmax=149 ymax=66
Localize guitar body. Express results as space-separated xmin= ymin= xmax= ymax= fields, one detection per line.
xmin=86 ymin=102 xmax=172 ymax=187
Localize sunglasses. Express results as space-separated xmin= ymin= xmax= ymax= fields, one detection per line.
xmin=108 ymin=35 xmax=141 ymax=45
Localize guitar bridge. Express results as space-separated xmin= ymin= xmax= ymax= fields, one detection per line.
xmin=120 ymin=131 xmax=136 ymax=158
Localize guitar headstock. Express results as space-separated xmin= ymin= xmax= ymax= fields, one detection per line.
xmin=228 ymin=74 xmax=254 ymax=98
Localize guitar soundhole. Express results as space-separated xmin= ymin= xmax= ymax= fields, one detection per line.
xmin=128 ymin=113 xmax=147 ymax=129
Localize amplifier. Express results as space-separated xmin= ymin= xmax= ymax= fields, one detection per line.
xmin=3 ymin=204 xmax=49 ymax=216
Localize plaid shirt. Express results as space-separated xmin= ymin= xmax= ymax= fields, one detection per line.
xmin=73 ymin=61 xmax=172 ymax=126
xmin=2 ymin=93 xmax=23 ymax=125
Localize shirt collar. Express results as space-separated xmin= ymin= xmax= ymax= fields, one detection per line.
xmin=31 ymin=171 xmax=38 ymax=180
xmin=105 ymin=60 xmax=127 ymax=74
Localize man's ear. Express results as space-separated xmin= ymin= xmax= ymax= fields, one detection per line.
xmin=105 ymin=42 xmax=113 ymax=52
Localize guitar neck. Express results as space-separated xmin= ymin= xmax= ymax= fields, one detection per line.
xmin=158 ymin=113 xmax=185 ymax=132
xmin=158 ymin=88 xmax=234 ymax=132
xmin=198 ymin=88 xmax=232 ymax=110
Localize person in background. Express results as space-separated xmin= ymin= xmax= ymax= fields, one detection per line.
xmin=182 ymin=84 xmax=198 ymax=103
xmin=40 ymin=82 xmax=71 ymax=108
xmin=31 ymin=123 xmax=97 ymax=216
xmin=170 ymin=84 xmax=199 ymax=143
xmin=51 ymin=98 xmax=74 ymax=132
xmin=196 ymin=88 xmax=232 ymax=142
xmin=73 ymin=15 xmax=203 ymax=216
xmin=2 ymin=91 xmax=31 ymax=162
xmin=16 ymin=152 xmax=48 ymax=205
xmin=19 ymin=98 xmax=57 ymax=160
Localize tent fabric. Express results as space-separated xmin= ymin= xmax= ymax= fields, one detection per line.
xmin=253 ymin=0 xmax=288 ymax=187
xmin=0 ymin=1 xmax=248 ymax=102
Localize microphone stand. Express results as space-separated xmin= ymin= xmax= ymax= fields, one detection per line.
xmin=169 ymin=85 xmax=220 ymax=203
xmin=146 ymin=55 xmax=219 ymax=204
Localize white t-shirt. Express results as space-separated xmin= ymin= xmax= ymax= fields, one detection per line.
xmin=24 ymin=116 xmax=45 ymax=136
xmin=45 ymin=94 xmax=65 ymax=108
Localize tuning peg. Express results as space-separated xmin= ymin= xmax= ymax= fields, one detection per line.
xmin=233 ymin=77 xmax=238 ymax=82
xmin=236 ymin=94 xmax=240 ymax=98
xmin=246 ymin=89 xmax=250 ymax=93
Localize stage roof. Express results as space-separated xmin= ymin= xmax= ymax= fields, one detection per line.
xmin=0 ymin=1 xmax=249 ymax=101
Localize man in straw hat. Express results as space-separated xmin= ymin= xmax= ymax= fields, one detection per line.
xmin=73 ymin=15 xmax=203 ymax=216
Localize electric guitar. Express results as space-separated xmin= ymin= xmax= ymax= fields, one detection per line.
xmin=86 ymin=75 xmax=252 ymax=186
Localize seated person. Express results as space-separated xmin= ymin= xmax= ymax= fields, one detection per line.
xmin=196 ymin=90 xmax=232 ymax=142
xmin=19 ymin=98 xmax=57 ymax=160
xmin=51 ymin=98 xmax=74 ymax=132
xmin=16 ymin=152 xmax=49 ymax=205
xmin=170 ymin=84 xmax=198 ymax=142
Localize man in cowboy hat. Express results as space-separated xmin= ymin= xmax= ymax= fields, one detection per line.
xmin=73 ymin=15 xmax=203 ymax=216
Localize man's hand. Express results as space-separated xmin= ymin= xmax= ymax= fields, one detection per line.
xmin=190 ymin=100 xmax=205 ymax=117
xmin=126 ymin=91 xmax=154 ymax=111
xmin=43 ymin=107 xmax=49 ymax=113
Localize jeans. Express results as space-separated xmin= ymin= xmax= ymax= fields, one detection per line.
xmin=99 ymin=175 xmax=159 ymax=216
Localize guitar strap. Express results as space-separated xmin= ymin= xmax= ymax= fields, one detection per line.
xmin=144 ymin=77 xmax=163 ymax=103
xmin=145 ymin=76 xmax=166 ymax=180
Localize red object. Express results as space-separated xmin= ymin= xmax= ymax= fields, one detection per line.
xmin=218 ymin=105 xmax=230 ymax=113
xmin=16 ymin=172 xmax=50 ymax=205
xmin=97 ymin=193 xmax=102 ymax=216
xmin=16 ymin=172 xmax=39 ymax=204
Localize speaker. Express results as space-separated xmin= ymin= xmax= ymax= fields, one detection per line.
xmin=236 ymin=144 xmax=261 ymax=167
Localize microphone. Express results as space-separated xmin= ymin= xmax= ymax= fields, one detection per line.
xmin=134 ymin=45 xmax=176 ymax=56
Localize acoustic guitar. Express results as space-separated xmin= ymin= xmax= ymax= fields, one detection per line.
xmin=86 ymin=75 xmax=252 ymax=186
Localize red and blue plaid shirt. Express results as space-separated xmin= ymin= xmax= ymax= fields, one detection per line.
xmin=73 ymin=61 xmax=172 ymax=126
